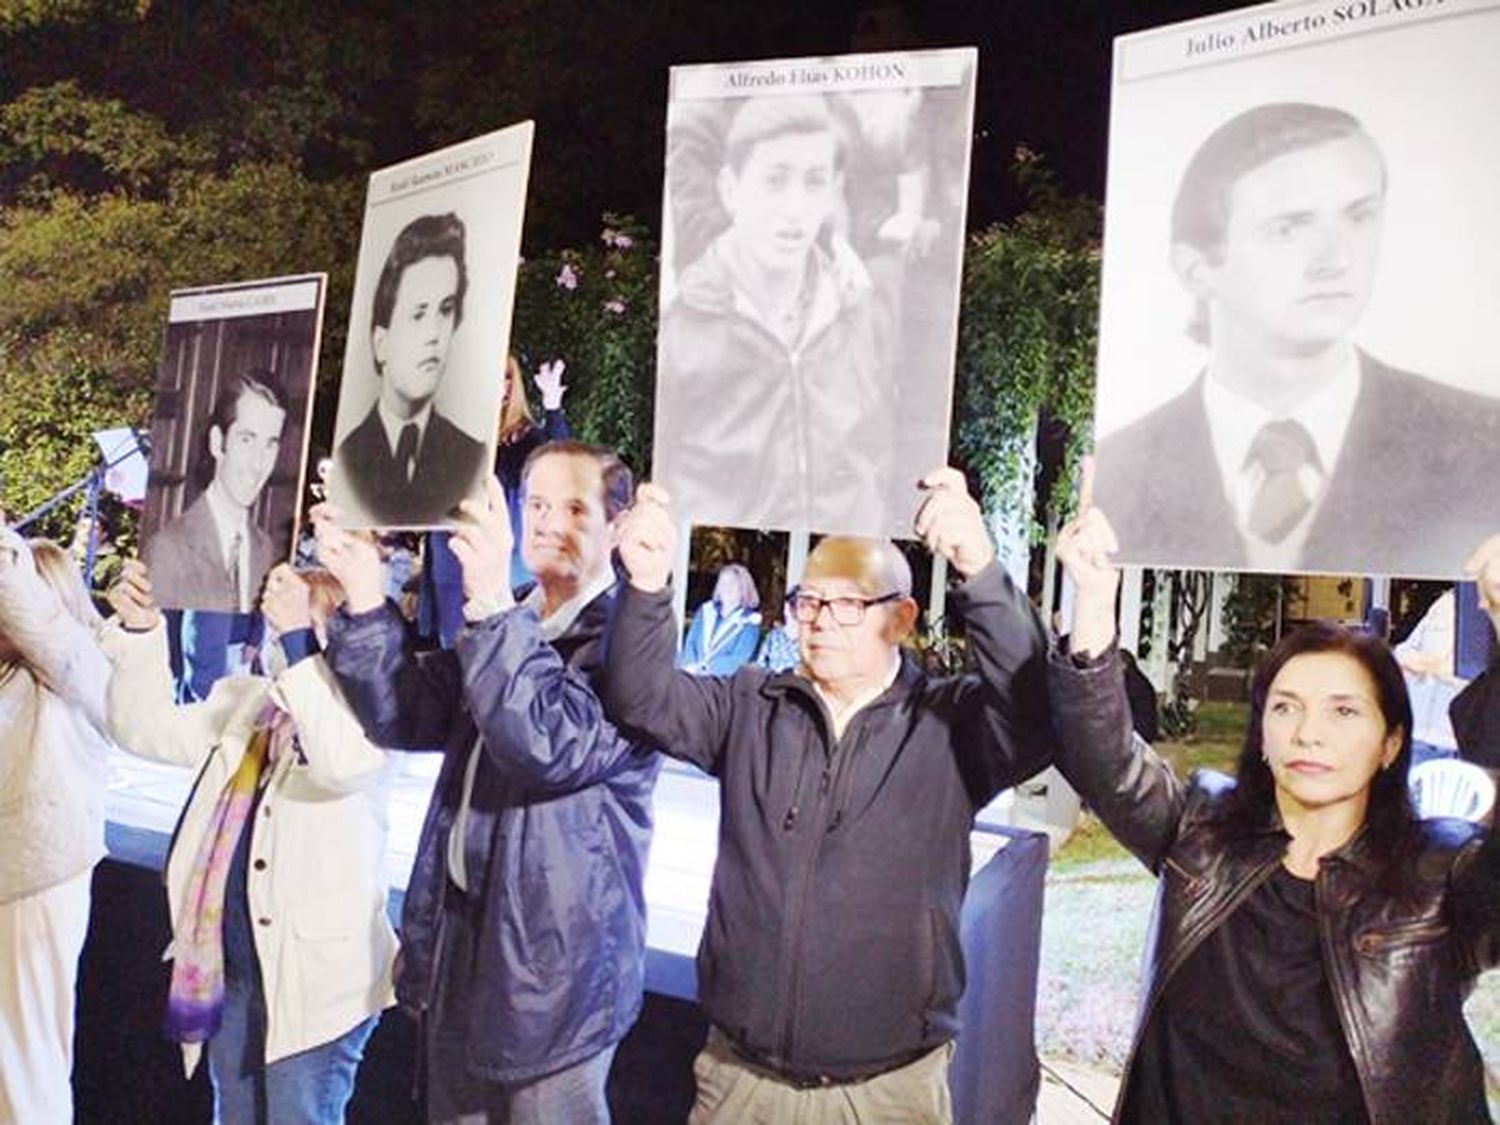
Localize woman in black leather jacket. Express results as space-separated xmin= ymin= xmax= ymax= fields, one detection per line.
xmin=1049 ymin=469 xmax=1499 ymax=1125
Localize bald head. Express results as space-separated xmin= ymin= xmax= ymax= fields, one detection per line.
xmin=803 ymin=537 xmax=912 ymax=597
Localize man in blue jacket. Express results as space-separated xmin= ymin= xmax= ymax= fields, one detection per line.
xmin=602 ymin=467 xmax=1055 ymax=1123
xmin=313 ymin=440 xmax=657 ymax=1124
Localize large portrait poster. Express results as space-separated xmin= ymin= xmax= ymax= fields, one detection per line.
xmin=140 ymin=274 xmax=325 ymax=613
xmin=328 ymin=121 xmax=534 ymax=530
xmin=654 ymin=48 xmax=977 ymax=538
xmin=1092 ymin=0 xmax=1500 ymax=579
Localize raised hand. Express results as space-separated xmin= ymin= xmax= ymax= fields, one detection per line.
xmin=615 ymin=483 xmax=676 ymax=593
xmin=534 ymin=359 xmax=567 ymax=412
xmin=260 ymin=564 xmax=312 ymax=634
xmin=450 ymin=476 xmax=515 ymax=608
xmin=913 ymin=467 xmax=994 ymax=579
xmin=108 ymin=558 xmax=162 ymax=632
xmin=1054 ymin=457 xmax=1121 ymax=658
xmin=309 ymin=503 xmax=384 ymax=615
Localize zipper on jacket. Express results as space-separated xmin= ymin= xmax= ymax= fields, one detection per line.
xmin=773 ymin=713 xmax=843 ymax=1065
xmin=782 ymin=743 xmax=818 ymax=831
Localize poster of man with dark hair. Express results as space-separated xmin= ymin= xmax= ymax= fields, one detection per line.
xmin=1093 ymin=0 xmax=1500 ymax=579
xmin=140 ymin=274 xmax=326 ymax=613
xmin=654 ymin=48 xmax=976 ymax=538
xmin=329 ymin=121 xmax=534 ymax=530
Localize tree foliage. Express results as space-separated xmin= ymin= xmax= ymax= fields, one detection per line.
xmin=952 ymin=148 xmax=1100 ymax=542
xmin=510 ymin=214 xmax=659 ymax=476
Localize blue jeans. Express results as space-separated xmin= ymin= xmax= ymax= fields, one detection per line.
xmin=207 ymin=1000 xmax=378 ymax=1125
xmin=207 ymin=795 xmax=378 ymax=1123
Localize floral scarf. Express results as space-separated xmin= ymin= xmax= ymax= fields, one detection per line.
xmin=163 ymin=700 xmax=293 ymax=1042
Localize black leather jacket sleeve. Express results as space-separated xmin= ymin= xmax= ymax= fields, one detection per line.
xmin=1047 ymin=643 xmax=1188 ymax=873
xmin=940 ymin=560 xmax=1058 ymax=803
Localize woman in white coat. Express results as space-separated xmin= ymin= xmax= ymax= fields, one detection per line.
xmin=104 ymin=560 xmax=397 ymax=1124
xmin=0 ymin=529 xmax=115 ymax=1125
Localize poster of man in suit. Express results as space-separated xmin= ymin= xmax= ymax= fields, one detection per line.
xmin=1092 ymin=0 xmax=1500 ymax=579
xmin=653 ymin=48 xmax=976 ymax=538
xmin=328 ymin=121 xmax=533 ymax=530
xmin=140 ymin=274 xmax=325 ymax=613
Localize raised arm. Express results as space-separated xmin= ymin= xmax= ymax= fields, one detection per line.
xmin=261 ymin=564 xmax=391 ymax=792
xmin=101 ymin=560 xmax=241 ymax=767
xmin=913 ymin=468 xmax=1056 ymax=798
xmin=456 ymin=605 xmax=651 ymax=792
xmin=439 ymin=476 xmax=650 ymax=791
xmin=314 ymin=506 xmax=462 ymax=750
xmin=0 ymin=527 xmax=110 ymax=733
xmin=1047 ymin=460 xmax=1186 ymax=872
xmin=597 ymin=483 xmax=738 ymax=773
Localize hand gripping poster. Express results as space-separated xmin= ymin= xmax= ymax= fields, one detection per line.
xmin=1092 ymin=0 xmax=1500 ymax=579
xmin=329 ymin=121 xmax=534 ymax=530
xmin=140 ymin=274 xmax=325 ymax=613
xmin=653 ymin=48 xmax=977 ymax=538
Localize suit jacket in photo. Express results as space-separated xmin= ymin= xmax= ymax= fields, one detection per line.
xmin=1094 ymin=354 xmax=1500 ymax=577
xmin=333 ymin=406 xmax=487 ymax=528
xmin=142 ymin=492 xmax=278 ymax=613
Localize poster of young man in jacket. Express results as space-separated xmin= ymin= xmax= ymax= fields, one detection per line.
xmin=1091 ymin=0 xmax=1500 ymax=579
xmin=601 ymin=468 xmax=1056 ymax=1122
xmin=653 ymin=48 xmax=976 ymax=538
xmin=312 ymin=440 xmax=659 ymax=1124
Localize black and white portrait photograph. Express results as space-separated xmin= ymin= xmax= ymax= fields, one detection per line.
xmin=140 ymin=274 xmax=325 ymax=613
xmin=1092 ymin=0 xmax=1500 ymax=579
xmin=329 ymin=121 xmax=533 ymax=530
xmin=653 ymin=48 xmax=976 ymax=538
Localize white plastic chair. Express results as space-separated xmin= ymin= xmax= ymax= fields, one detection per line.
xmin=1408 ymin=759 xmax=1496 ymax=823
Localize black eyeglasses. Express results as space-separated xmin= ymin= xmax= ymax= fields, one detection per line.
xmin=787 ymin=589 xmax=903 ymax=626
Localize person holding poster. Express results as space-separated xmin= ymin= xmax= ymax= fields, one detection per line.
xmin=601 ymin=469 xmax=1055 ymax=1123
xmin=144 ymin=370 xmax=287 ymax=613
xmin=313 ymin=443 xmax=658 ymax=1125
xmin=1095 ymin=103 xmax=1500 ymax=576
xmin=1049 ymin=466 xmax=1500 ymax=1124
xmin=656 ymin=95 xmax=891 ymax=535
xmin=103 ymin=561 xmax=396 ymax=1124
xmin=333 ymin=212 xmax=488 ymax=528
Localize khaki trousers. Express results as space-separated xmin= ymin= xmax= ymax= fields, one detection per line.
xmin=688 ymin=1027 xmax=955 ymax=1125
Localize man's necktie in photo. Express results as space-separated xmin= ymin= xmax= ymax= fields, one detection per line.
xmin=1245 ymin=419 xmax=1320 ymax=544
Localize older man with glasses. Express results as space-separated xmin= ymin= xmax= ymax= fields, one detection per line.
xmin=601 ymin=467 xmax=1056 ymax=1125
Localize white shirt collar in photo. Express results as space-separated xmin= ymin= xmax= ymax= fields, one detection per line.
xmin=376 ymin=399 xmax=433 ymax=466
xmin=202 ymin=480 xmax=253 ymax=612
xmin=1202 ymin=350 xmax=1362 ymax=570
xmin=521 ymin=564 xmax=617 ymax=641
